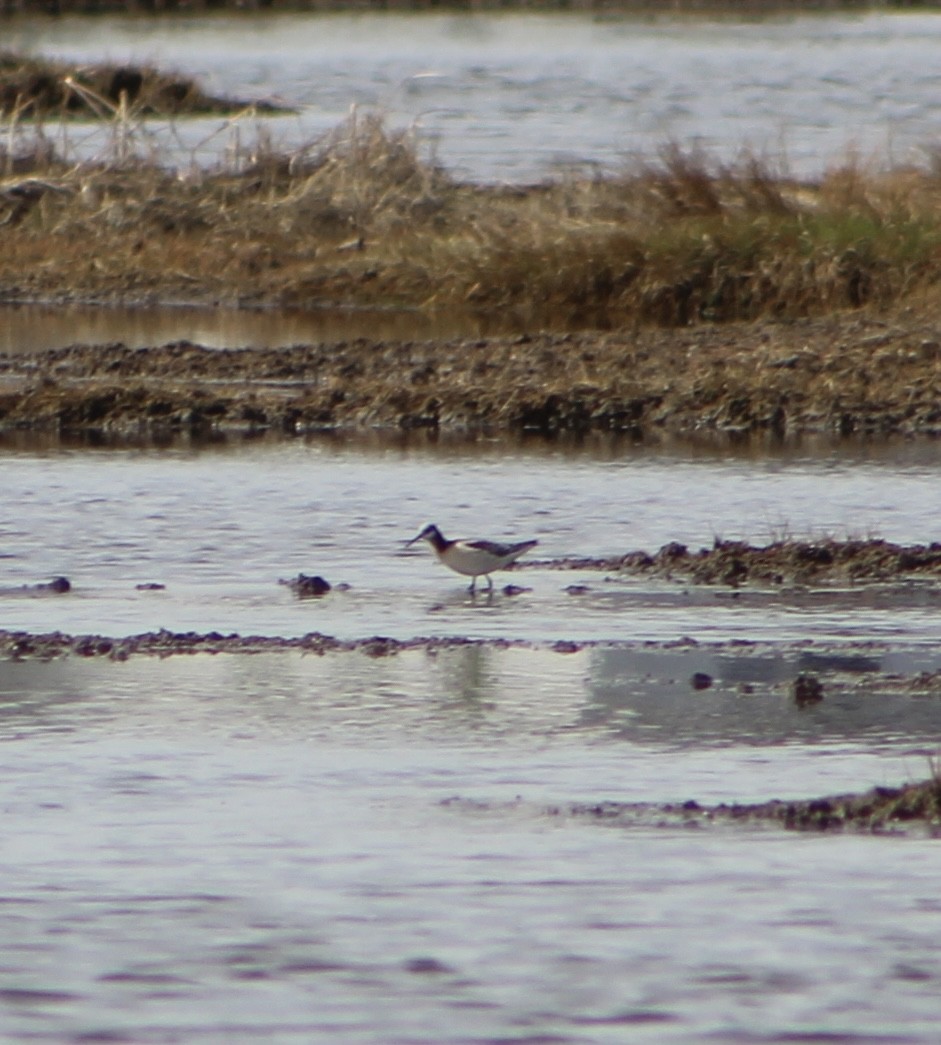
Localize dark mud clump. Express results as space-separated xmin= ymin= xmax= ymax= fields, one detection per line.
xmin=0 ymin=575 xmax=71 ymax=595
xmin=539 ymin=537 xmax=941 ymax=586
xmin=0 ymin=52 xmax=287 ymax=118
xmin=279 ymin=573 xmax=332 ymax=597
xmin=568 ymin=778 xmax=941 ymax=836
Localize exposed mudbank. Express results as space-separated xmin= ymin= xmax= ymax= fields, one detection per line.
xmin=5 ymin=623 xmax=930 ymax=662
xmin=537 ymin=537 xmax=941 ymax=586
xmin=0 ymin=575 xmax=71 ymax=595
xmin=564 ymin=778 xmax=941 ymax=836
xmin=3 ymin=311 xmax=941 ymax=436
xmin=0 ymin=627 xmax=576 ymax=661
xmin=447 ymin=776 xmax=941 ymax=835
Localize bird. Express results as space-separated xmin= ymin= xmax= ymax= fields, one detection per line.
xmin=406 ymin=523 xmax=538 ymax=593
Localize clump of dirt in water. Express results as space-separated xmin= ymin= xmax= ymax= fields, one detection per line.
xmin=568 ymin=778 xmax=941 ymax=836
xmin=538 ymin=537 xmax=941 ymax=585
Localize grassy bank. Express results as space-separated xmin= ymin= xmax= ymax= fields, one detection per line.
xmin=4 ymin=111 xmax=941 ymax=328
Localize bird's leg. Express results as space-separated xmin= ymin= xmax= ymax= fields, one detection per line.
xmin=485 ymin=574 xmax=494 ymax=593
xmin=468 ymin=577 xmax=476 ymax=594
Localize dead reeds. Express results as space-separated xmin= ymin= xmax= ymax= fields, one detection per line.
xmin=3 ymin=104 xmax=941 ymax=328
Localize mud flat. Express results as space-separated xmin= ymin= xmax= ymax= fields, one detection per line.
xmin=0 ymin=626 xmax=570 ymax=661
xmin=2 ymin=309 xmax=941 ymax=435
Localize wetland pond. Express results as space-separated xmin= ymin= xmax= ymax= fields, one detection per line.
xmin=3 ymin=431 xmax=941 ymax=1042
xmin=5 ymin=5 xmax=941 ymax=1040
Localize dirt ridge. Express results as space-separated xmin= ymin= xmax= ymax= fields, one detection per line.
xmin=3 ymin=310 xmax=941 ymax=435
xmin=535 ymin=536 xmax=941 ymax=586
xmin=567 ymin=779 xmax=941 ymax=835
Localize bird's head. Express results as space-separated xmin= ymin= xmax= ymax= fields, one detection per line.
xmin=406 ymin=523 xmax=442 ymax=548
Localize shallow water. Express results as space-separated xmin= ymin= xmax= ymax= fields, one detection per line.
xmin=3 ymin=434 xmax=941 ymax=642
xmin=0 ymin=301 xmax=516 ymax=356
xmin=7 ymin=10 xmax=941 ymax=181
xmin=2 ymin=647 xmax=941 ymax=1044
xmin=4 ymin=435 xmax=941 ymax=1041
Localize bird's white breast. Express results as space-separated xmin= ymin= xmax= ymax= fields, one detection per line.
xmin=436 ymin=541 xmax=519 ymax=577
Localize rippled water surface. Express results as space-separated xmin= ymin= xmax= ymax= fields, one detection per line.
xmin=4 ymin=434 xmax=941 ymax=642
xmin=3 ymin=647 xmax=941 ymax=1044
xmin=7 ymin=10 xmax=941 ymax=180
xmin=2 ymin=435 xmax=941 ymax=1040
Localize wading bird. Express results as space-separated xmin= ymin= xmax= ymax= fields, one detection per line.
xmin=406 ymin=523 xmax=537 ymax=593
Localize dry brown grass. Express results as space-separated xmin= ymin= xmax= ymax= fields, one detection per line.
xmin=4 ymin=110 xmax=941 ymax=328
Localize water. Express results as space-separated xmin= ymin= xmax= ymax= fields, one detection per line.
xmin=0 ymin=301 xmax=516 ymax=356
xmin=6 ymin=10 xmax=941 ymax=181
xmin=2 ymin=435 xmax=941 ymax=1041
xmin=0 ymin=432 xmax=936 ymax=1036
xmin=2 ymin=647 xmax=941 ymax=1043
xmin=2 ymin=434 xmax=941 ymax=642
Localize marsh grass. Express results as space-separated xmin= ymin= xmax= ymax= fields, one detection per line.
xmin=4 ymin=107 xmax=941 ymax=327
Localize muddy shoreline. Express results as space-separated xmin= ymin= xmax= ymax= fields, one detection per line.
xmin=3 ymin=309 xmax=941 ymax=435
xmin=565 ymin=779 xmax=941 ymax=836
xmin=3 ymin=614 xmax=936 ymax=661
xmin=0 ymin=626 xmax=533 ymax=660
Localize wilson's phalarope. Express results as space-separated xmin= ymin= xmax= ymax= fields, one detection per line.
xmin=406 ymin=523 xmax=538 ymax=593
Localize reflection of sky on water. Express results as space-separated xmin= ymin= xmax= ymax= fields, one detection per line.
xmin=3 ymin=645 xmax=939 ymax=781
xmin=0 ymin=302 xmax=512 ymax=356
xmin=585 ymin=645 xmax=941 ymax=750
